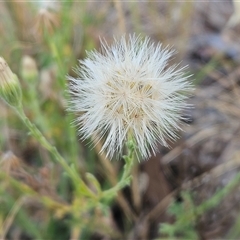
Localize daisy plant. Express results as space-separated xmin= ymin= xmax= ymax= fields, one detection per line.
xmin=0 ymin=34 xmax=192 ymax=227
xmin=68 ymin=35 xmax=192 ymax=194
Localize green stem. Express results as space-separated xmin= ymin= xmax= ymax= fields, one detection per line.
xmin=47 ymin=38 xmax=79 ymax=169
xmin=102 ymin=138 xmax=135 ymax=199
xmin=15 ymin=105 xmax=95 ymax=198
xmin=28 ymin=86 xmax=50 ymax=134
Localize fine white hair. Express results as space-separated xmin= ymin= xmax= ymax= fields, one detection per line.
xmin=68 ymin=35 xmax=192 ymax=160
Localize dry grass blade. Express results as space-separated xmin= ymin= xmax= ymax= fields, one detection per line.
xmin=182 ymin=152 xmax=240 ymax=190
xmin=162 ymin=125 xmax=221 ymax=164
xmin=113 ymin=0 xmax=126 ymax=34
xmin=147 ymin=151 xmax=240 ymax=222
xmin=146 ymin=190 xmax=177 ymax=222
xmin=0 ymin=197 xmax=25 ymax=240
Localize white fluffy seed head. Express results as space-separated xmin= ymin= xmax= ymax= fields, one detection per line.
xmin=68 ymin=35 xmax=193 ymax=160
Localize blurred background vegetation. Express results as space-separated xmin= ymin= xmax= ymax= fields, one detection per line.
xmin=1 ymin=0 xmax=240 ymax=239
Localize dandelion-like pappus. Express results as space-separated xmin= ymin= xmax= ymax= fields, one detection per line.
xmin=68 ymin=35 xmax=192 ymax=160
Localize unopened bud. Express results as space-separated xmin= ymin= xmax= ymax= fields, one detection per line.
xmin=0 ymin=57 xmax=22 ymax=107
xmin=21 ymin=55 xmax=38 ymax=83
xmin=34 ymin=8 xmax=60 ymax=39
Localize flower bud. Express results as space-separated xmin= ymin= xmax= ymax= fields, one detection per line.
xmin=21 ymin=55 xmax=38 ymax=83
xmin=0 ymin=57 xmax=22 ymax=107
xmin=34 ymin=8 xmax=60 ymax=39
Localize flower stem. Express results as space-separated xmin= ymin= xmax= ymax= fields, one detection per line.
xmin=102 ymin=138 xmax=135 ymax=199
xmin=27 ymin=85 xmax=50 ymax=135
xmin=15 ymin=105 xmax=95 ymax=198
